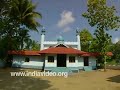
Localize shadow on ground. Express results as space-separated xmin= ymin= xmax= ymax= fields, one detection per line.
xmin=107 ymin=75 xmax=120 ymax=83
xmin=0 ymin=68 xmax=52 ymax=90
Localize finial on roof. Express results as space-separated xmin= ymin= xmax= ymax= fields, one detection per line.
xmin=76 ymin=27 xmax=80 ymax=35
xmin=41 ymin=26 xmax=46 ymax=34
xmin=42 ymin=26 xmax=45 ymax=30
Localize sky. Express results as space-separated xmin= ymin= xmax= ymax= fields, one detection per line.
xmin=30 ymin=0 xmax=120 ymax=43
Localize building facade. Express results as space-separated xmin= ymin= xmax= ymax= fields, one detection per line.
xmin=9 ymin=28 xmax=103 ymax=72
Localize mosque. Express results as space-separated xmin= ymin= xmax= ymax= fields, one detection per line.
xmin=8 ymin=28 xmax=112 ymax=72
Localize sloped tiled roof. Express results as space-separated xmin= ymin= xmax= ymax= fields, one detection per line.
xmin=39 ymin=47 xmax=86 ymax=55
xmin=8 ymin=51 xmax=40 ymax=56
xmin=8 ymin=47 xmax=113 ymax=56
xmin=81 ymin=52 xmax=113 ymax=56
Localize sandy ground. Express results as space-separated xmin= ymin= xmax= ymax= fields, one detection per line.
xmin=0 ymin=68 xmax=120 ymax=90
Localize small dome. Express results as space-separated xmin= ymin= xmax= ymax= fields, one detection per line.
xmin=57 ymin=36 xmax=64 ymax=41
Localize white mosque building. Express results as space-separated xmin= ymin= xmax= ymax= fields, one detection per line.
xmin=8 ymin=28 xmax=112 ymax=72
xmin=40 ymin=28 xmax=81 ymax=50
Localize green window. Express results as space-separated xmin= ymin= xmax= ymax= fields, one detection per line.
xmin=48 ymin=56 xmax=54 ymax=63
xmin=25 ymin=57 xmax=30 ymax=62
xmin=69 ymin=56 xmax=75 ymax=63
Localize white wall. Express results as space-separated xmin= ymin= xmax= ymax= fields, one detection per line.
xmin=77 ymin=56 xmax=84 ymax=67
xmin=89 ymin=57 xmax=96 ymax=67
xmin=45 ymin=54 xmax=57 ymax=67
xmin=12 ymin=55 xmax=97 ymax=69
xmin=66 ymin=55 xmax=96 ymax=68
xmin=66 ymin=55 xmax=78 ymax=67
xmin=45 ymin=54 xmax=84 ymax=68
xmin=43 ymin=41 xmax=78 ymax=49
xmin=12 ymin=55 xmax=44 ymax=69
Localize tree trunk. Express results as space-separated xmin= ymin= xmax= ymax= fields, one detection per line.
xmin=104 ymin=56 xmax=107 ymax=72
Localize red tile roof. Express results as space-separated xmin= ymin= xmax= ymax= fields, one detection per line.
xmin=106 ymin=52 xmax=113 ymax=56
xmin=81 ymin=52 xmax=113 ymax=56
xmin=39 ymin=47 xmax=86 ymax=55
xmin=8 ymin=51 xmax=40 ymax=56
xmin=8 ymin=47 xmax=113 ymax=57
xmin=81 ymin=53 xmax=98 ymax=57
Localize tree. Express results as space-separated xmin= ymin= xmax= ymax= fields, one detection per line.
xmin=10 ymin=0 xmax=42 ymax=31
xmin=31 ymin=40 xmax=40 ymax=50
xmin=8 ymin=0 xmax=42 ymax=50
xmin=82 ymin=0 xmax=120 ymax=71
xmin=17 ymin=29 xmax=30 ymax=50
xmin=112 ymin=41 xmax=120 ymax=63
xmin=80 ymin=28 xmax=93 ymax=51
xmin=24 ymin=39 xmax=40 ymax=50
xmin=0 ymin=0 xmax=10 ymax=16
xmin=0 ymin=0 xmax=42 ymax=60
xmin=0 ymin=0 xmax=14 ymax=59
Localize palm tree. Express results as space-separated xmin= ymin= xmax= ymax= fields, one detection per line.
xmin=8 ymin=0 xmax=42 ymax=50
xmin=24 ymin=39 xmax=40 ymax=50
xmin=10 ymin=0 xmax=42 ymax=31
xmin=18 ymin=29 xmax=30 ymax=49
xmin=0 ymin=0 xmax=10 ymax=14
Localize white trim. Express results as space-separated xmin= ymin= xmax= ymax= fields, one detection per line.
xmin=53 ymin=43 xmax=69 ymax=48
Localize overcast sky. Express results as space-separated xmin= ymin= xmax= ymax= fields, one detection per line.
xmin=30 ymin=0 xmax=120 ymax=43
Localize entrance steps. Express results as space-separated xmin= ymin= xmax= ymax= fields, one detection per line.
xmin=45 ymin=67 xmax=94 ymax=72
xmin=83 ymin=66 xmax=92 ymax=71
xmin=44 ymin=67 xmax=80 ymax=73
xmin=51 ymin=67 xmax=72 ymax=73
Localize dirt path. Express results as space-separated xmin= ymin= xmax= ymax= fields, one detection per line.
xmin=39 ymin=70 xmax=120 ymax=90
xmin=0 ymin=69 xmax=120 ymax=90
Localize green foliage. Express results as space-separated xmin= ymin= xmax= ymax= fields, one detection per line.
xmin=94 ymin=29 xmax=111 ymax=54
xmin=83 ymin=0 xmax=120 ymax=71
xmin=31 ymin=41 xmax=40 ymax=50
xmin=83 ymin=0 xmax=120 ymax=30
xmin=0 ymin=0 xmax=41 ymax=60
xmin=10 ymin=0 xmax=42 ymax=31
xmin=24 ymin=40 xmax=40 ymax=50
xmin=80 ymin=28 xmax=93 ymax=51
xmin=111 ymin=41 xmax=120 ymax=63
